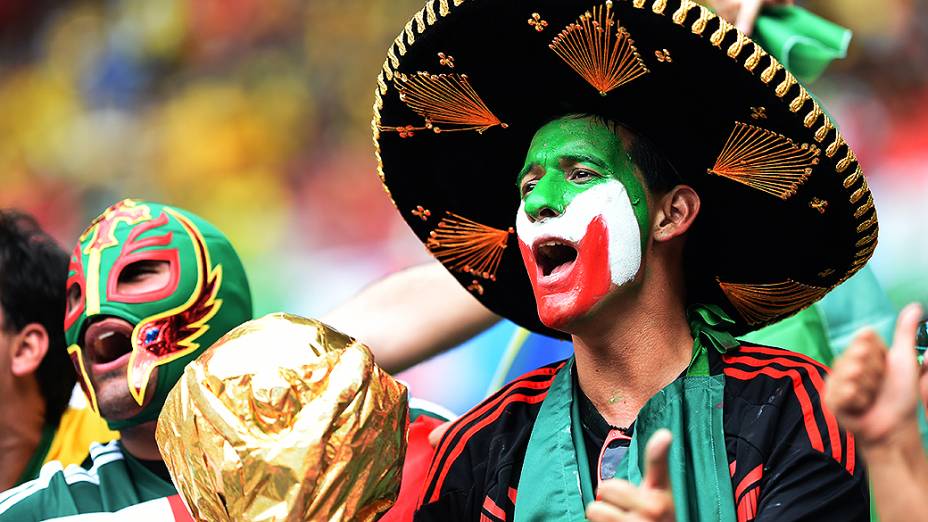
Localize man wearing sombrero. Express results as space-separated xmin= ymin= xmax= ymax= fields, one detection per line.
xmin=374 ymin=0 xmax=873 ymax=520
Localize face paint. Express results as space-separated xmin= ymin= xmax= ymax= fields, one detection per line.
xmin=64 ymin=199 xmax=252 ymax=429
xmin=515 ymin=117 xmax=647 ymax=330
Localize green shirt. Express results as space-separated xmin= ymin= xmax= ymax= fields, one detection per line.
xmin=0 ymin=441 xmax=177 ymax=521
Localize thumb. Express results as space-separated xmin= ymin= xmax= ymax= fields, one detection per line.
xmin=642 ymin=429 xmax=673 ymax=490
xmin=735 ymin=0 xmax=763 ymax=35
xmin=888 ymin=303 xmax=923 ymax=368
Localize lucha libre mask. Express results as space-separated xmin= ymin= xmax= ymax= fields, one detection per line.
xmin=64 ymin=199 xmax=252 ymax=429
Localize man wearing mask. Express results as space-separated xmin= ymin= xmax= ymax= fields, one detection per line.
xmin=0 ymin=199 xmax=252 ymax=519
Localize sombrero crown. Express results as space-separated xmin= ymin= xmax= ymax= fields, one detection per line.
xmin=373 ymin=0 xmax=876 ymax=337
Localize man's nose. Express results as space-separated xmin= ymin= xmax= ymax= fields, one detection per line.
xmin=522 ymin=176 xmax=565 ymax=222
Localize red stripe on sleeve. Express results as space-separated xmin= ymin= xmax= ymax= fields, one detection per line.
xmin=738 ymin=345 xmax=830 ymax=372
xmin=421 ymin=364 xmax=562 ymax=504
xmin=483 ymin=495 xmax=507 ymax=521
xmin=734 ymin=464 xmax=763 ymax=500
xmin=429 ymin=390 xmax=552 ymax=503
xmin=723 ymin=366 xmax=825 ymax=453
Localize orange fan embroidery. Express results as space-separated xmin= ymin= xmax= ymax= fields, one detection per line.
xmin=427 ymin=212 xmax=513 ymax=281
xmin=709 ymin=122 xmax=820 ymax=200
xmin=381 ymin=72 xmax=507 ymax=136
xmin=718 ymin=279 xmax=828 ymax=325
xmin=549 ymin=1 xmax=649 ymax=96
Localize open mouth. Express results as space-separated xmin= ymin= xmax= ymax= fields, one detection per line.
xmin=534 ymin=239 xmax=578 ymax=277
xmin=84 ymin=318 xmax=134 ymax=366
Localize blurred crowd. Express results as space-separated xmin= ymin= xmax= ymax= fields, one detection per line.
xmin=0 ymin=0 xmax=925 ymax=414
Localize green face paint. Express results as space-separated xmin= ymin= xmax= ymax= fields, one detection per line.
xmin=514 ymin=116 xmax=651 ymax=329
xmin=517 ymin=116 xmax=649 ymax=233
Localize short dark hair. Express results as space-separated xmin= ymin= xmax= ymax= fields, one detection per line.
xmin=0 ymin=211 xmax=74 ymax=426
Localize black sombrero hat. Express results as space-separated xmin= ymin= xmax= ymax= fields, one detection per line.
xmin=372 ymin=0 xmax=877 ymax=337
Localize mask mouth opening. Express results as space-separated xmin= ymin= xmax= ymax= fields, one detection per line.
xmin=534 ymin=240 xmax=578 ymax=276
xmin=83 ymin=318 xmax=135 ymax=365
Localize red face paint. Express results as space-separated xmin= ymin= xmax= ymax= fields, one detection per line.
xmin=519 ymin=216 xmax=613 ymax=330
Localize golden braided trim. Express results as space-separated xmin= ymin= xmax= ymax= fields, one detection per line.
xmin=826 ymin=135 xmax=846 ymax=158
xmin=814 ymin=115 xmax=832 ymax=142
xmin=426 ymin=1 xmax=437 ymax=25
xmin=549 ymin=2 xmax=650 ymax=96
xmin=856 ymin=227 xmax=878 ymax=247
xmin=843 ymin=166 xmax=862 ymax=189
xmin=775 ymin=71 xmax=797 ymax=98
xmin=710 ymin=18 xmax=734 ymax=47
xmin=728 ymin=33 xmax=749 ymax=58
xmin=853 ymin=194 xmax=874 ymax=219
xmin=709 ymin=122 xmax=820 ymax=200
xmin=856 ymin=213 xmax=877 ymax=234
xmin=691 ymin=7 xmax=712 ymax=34
xmin=803 ymin=105 xmax=823 ymax=128
xmin=743 ymin=43 xmax=765 ymax=72
xmin=837 ymin=149 xmax=856 ymax=173
xmin=653 ymin=0 xmax=668 ymax=14
xmin=439 ymin=0 xmax=450 ymax=16
xmin=427 ymin=212 xmax=514 ymax=281
xmin=672 ymin=1 xmax=692 ymax=24
xmin=719 ymin=279 xmax=828 ymax=325
xmin=789 ymin=90 xmax=809 ymax=113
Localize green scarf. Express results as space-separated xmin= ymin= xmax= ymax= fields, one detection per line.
xmin=515 ymin=305 xmax=738 ymax=521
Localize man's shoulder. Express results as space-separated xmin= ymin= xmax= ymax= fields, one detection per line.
xmin=721 ymin=343 xmax=858 ymax=476
xmin=0 ymin=441 xmax=170 ymax=521
xmin=418 ymin=360 xmax=567 ymax=509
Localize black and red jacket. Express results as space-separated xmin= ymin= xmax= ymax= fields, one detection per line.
xmin=416 ymin=343 xmax=868 ymax=521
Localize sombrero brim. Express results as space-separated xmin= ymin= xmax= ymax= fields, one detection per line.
xmin=373 ymin=0 xmax=876 ymax=337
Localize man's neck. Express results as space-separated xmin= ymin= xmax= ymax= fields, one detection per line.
xmin=118 ymin=421 xmax=162 ymax=461
xmin=569 ymin=258 xmax=693 ymax=428
xmin=0 ymin=379 xmax=46 ymax=490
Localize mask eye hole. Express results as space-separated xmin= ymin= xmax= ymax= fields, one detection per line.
xmin=116 ymin=260 xmax=171 ymax=296
xmin=66 ymin=282 xmax=82 ymax=314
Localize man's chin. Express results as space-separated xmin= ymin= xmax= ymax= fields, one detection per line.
xmin=90 ymin=372 xmax=156 ymax=420
xmin=536 ymin=297 xmax=591 ymax=332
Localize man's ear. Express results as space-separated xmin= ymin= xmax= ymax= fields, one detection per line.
xmin=652 ymin=185 xmax=700 ymax=243
xmin=10 ymin=324 xmax=49 ymax=377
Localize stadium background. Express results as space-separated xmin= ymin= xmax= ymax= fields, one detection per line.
xmin=0 ymin=0 xmax=925 ymax=414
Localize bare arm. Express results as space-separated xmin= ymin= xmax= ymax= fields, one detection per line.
xmin=323 ymin=261 xmax=500 ymax=373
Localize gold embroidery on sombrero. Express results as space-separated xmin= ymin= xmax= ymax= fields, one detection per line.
xmin=411 ymin=205 xmax=432 ymax=221
xmin=427 ymin=212 xmax=513 ymax=282
xmin=654 ymin=49 xmax=672 ymax=63
xmin=549 ymin=1 xmax=649 ymax=96
xmin=809 ymin=197 xmax=828 ymax=214
xmin=709 ymin=121 xmax=820 ymax=200
xmin=718 ymin=279 xmax=828 ymax=326
xmin=379 ymin=72 xmax=507 ymax=136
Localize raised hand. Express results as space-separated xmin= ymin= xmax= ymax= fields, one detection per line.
xmin=824 ymin=303 xmax=924 ymax=447
xmin=586 ymin=429 xmax=675 ymax=522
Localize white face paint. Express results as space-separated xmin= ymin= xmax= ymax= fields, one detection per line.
xmin=516 ymin=179 xmax=642 ymax=287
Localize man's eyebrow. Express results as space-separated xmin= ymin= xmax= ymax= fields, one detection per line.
xmin=561 ymin=154 xmax=609 ymax=171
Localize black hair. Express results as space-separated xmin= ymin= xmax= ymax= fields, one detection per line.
xmin=0 ymin=210 xmax=74 ymax=426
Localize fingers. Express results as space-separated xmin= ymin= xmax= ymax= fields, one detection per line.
xmin=594 ymin=480 xmax=674 ymax=521
xmin=826 ymin=330 xmax=887 ymax=418
xmin=734 ymin=0 xmax=763 ymax=34
xmin=586 ymin=499 xmax=635 ymax=522
xmin=428 ymin=421 xmax=452 ymax=448
xmin=642 ymin=429 xmax=672 ymax=490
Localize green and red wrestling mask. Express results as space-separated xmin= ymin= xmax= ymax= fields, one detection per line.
xmin=63 ymin=199 xmax=252 ymax=429
xmin=516 ymin=116 xmax=672 ymax=329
